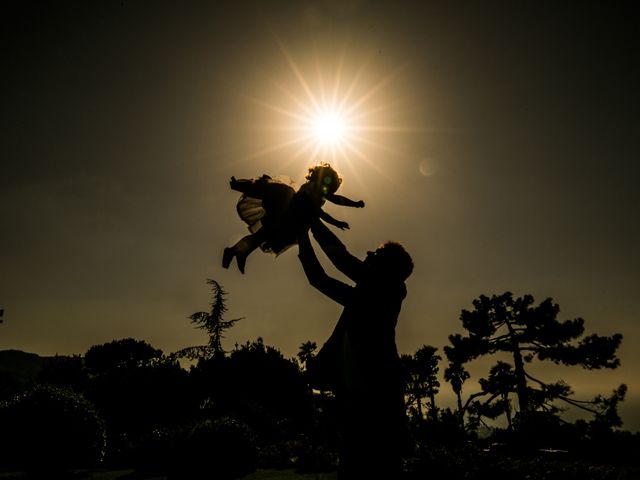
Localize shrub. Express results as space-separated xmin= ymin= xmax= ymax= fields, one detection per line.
xmin=0 ymin=384 xmax=106 ymax=471
xmin=134 ymin=417 xmax=257 ymax=479
xmin=175 ymin=417 xmax=256 ymax=479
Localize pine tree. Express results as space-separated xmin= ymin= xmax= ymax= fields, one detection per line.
xmin=444 ymin=292 xmax=623 ymax=421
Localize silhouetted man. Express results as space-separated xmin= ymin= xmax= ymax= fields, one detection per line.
xmin=297 ymin=221 xmax=413 ymax=479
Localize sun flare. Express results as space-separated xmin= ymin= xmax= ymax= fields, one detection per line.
xmin=241 ymin=41 xmax=420 ymax=184
xmin=310 ymin=110 xmax=348 ymax=146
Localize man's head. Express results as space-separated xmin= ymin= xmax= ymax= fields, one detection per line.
xmin=365 ymin=241 xmax=413 ymax=282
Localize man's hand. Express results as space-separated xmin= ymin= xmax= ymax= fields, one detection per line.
xmin=336 ymin=221 xmax=350 ymax=230
xmin=355 ymin=200 xmax=365 ymax=208
xmin=230 ymin=176 xmax=240 ymax=190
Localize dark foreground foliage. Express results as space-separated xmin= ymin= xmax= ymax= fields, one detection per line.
xmin=0 ymin=385 xmax=106 ymax=472
xmin=403 ymin=410 xmax=640 ymax=480
xmin=130 ymin=417 xmax=257 ymax=480
xmin=0 ymin=286 xmax=635 ymax=478
xmin=405 ymin=446 xmax=640 ymax=480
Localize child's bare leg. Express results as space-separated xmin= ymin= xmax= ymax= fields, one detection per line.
xmin=234 ymin=234 xmax=260 ymax=274
xmin=223 ymin=232 xmax=263 ymax=274
xmin=222 ymin=246 xmax=235 ymax=270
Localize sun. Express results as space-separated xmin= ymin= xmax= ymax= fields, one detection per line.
xmin=241 ymin=41 xmax=419 ymax=182
xmin=310 ymin=110 xmax=348 ymax=146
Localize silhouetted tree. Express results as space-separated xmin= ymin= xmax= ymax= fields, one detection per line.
xmin=445 ymin=292 xmax=623 ymax=425
xmin=463 ymin=361 xmax=518 ymax=430
xmin=38 ymin=354 xmax=88 ymax=392
xmin=402 ymin=345 xmax=441 ymax=420
xmin=85 ymin=338 xmax=163 ymax=374
xmin=297 ymin=341 xmax=317 ymax=370
xmin=174 ymin=279 xmax=242 ymax=361
xmin=192 ymin=338 xmax=312 ymax=443
xmin=481 ymin=361 xmax=516 ymax=428
xmin=443 ymin=359 xmax=469 ymax=427
xmin=83 ymin=339 xmax=191 ymax=450
xmin=590 ymin=384 xmax=627 ymax=430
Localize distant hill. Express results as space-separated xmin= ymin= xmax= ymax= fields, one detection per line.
xmin=0 ymin=350 xmax=49 ymax=396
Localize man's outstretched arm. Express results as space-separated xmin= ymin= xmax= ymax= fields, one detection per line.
xmin=310 ymin=220 xmax=364 ymax=283
xmin=298 ymin=229 xmax=352 ymax=307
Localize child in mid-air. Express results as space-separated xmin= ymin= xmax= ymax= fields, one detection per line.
xmin=223 ymin=163 xmax=365 ymax=274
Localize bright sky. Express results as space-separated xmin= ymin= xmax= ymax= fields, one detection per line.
xmin=1 ymin=1 xmax=638 ymax=429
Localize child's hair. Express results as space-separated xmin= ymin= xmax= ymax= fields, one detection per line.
xmin=306 ymin=163 xmax=342 ymax=195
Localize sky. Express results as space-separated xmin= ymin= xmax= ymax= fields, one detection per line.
xmin=1 ymin=1 xmax=639 ymax=429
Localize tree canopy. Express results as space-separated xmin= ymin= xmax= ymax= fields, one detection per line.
xmin=444 ymin=292 xmax=623 ymax=423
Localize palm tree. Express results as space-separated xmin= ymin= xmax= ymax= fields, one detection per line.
xmin=297 ymin=341 xmax=317 ymax=370
xmin=403 ymin=345 xmax=441 ymax=420
xmin=478 ymin=361 xmax=517 ymax=430
xmin=444 ymin=359 xmax=470 ymax=426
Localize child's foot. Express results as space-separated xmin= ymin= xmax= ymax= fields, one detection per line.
xmin=236 ymin=253 xmax=247 ymax=274
xmin=222 ymin=248 xmax=234 ymax=269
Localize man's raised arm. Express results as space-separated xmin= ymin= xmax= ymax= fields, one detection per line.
xmin=310 ymin=220 xmax=364 ymax=283
xmin=298 ymin=229 xmax=352 ymax=307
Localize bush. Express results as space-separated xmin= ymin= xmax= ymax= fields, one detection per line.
xmin=134 ymin=417 xmax=257 ymax=479
xmin=0 ymin=384 xmax=106 ymax=471
xmin=405 ymin=443 xmax=640 ymax=480
xmin=177 ymin=417 xmax=256 ymax=479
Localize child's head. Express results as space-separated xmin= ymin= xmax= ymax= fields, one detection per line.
xmin=306 ymin=163 xmax=342 ymax=196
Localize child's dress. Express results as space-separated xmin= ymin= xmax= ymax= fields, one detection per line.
xmin=235 ymin=175 xmax=322 ymax=255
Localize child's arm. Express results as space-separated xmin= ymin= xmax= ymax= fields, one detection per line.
xmin=319 ymin=209 xmax=349 ymax=230
xmin=325 ymin=193 xmax=365 ymax=208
